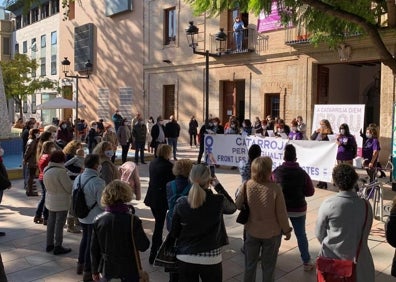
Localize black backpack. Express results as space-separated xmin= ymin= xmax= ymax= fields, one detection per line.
xmin=72 ymin=175 xmax=96 ymax=218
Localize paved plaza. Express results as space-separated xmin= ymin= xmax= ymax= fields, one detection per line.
xmin=1 ymin=144 xmax=396 ymax=281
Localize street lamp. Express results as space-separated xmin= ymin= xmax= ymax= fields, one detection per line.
xmin=61 ymin=57 xmax=92 ymax=139
xmin=185 ymin=21 xmax=227 ymax=123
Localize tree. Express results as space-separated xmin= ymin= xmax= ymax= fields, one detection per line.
xmin=0 ymin=53 xmax=55 ymax=118
xmin=185 ymin=0 xmax=396 ymax=73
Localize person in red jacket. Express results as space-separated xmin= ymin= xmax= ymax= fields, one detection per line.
xmin=34 ymin=141 xmax=57 ymax=225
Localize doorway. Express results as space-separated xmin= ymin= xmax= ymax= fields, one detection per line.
xmin=222 ymin=80 xmax=245 ymax=124
xmin=317 ymin=62 xmax=381 ymax=126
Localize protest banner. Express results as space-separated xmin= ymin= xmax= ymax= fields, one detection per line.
xmin=204 ymin=134 xmax=337 ymax=182
xmin=311 ymin=104 xmax=365 ymax=155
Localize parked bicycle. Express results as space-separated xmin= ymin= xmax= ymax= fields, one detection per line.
xmin=357 ymin=155 xmax=393 ymax=222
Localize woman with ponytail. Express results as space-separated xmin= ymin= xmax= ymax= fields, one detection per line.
xmin=169 ymin=164 xmax=236 ymax=282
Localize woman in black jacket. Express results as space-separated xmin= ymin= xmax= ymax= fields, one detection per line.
xmin=144 ymin=144 xmax=175 ymax=264
xmin=91 ymin=180 xmax=150 ymax=282
xmin=169 ymin=164 xmax=236 ymax=282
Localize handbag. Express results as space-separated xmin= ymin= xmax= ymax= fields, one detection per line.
xmin=316 ymin=200 xmax=368 ymax=282
xmin=236 ymin=182 xmax=249 ymax=224
xmin=131 ymin=215 xmax=150 ymax=282
xmin=154 ymin=233 xmax=177 ymax=270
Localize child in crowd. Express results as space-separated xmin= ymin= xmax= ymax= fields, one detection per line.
xmin=64 ymin=148 xmax=85 ymax=180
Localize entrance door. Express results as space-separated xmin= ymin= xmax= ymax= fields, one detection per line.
xmin=317 ymin=65 xmax=329 ymax=104
xmin=222 ymin=80 xmax=245 ymax=124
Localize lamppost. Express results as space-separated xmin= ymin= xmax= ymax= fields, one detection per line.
xmin=185 ymin=21 xmax=227 ymax=123
xmin=61 ymin=57 xmax=92 ymax=139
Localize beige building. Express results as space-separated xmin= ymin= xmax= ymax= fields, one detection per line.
xmin=7 ymin=0 xmax=61 ymax=124
xmin=11 ymin=0 xmax=390 ymax=160
xmin=143 ymin=1 xmax=392 ymax=161
xmin=59 ymin=0 xmax=145 ymax=123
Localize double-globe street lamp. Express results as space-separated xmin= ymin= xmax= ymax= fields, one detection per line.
xmin=185 ymin=21 xmax=227 ymax=123
xmin=61 ymin=57 xmax=92 ymax=140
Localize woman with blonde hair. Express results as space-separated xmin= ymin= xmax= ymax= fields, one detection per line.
xmin=63 ymin=140 xmax=83 ymax=177
xmin=91 ymin=180 xmax=150 ymax=282
xmin=311 ymin=119 xmax=334 ymax=189
xmin=63 ymin=140 xmax=82 ymax=159
xmin=169 ymin=164 xmax=236 ymax=281
xmin=92 ymin=141 xmax=119 ymax=185
xmin=236 ymin=157 xmax=292 ymax=282
xmin=102 ymin=124 xmax=118 ymax=163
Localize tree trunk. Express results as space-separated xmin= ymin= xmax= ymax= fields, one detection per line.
xmin=386 ymin=0 xmax=396 ymax=28
xmin=0 ymin=66 xmax=11 ymax=138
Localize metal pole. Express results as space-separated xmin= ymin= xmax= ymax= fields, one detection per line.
xmin=75 ymin=76 xmax=79 ymax=140
xmin=205 ymin=50 xmax=209 ymax=123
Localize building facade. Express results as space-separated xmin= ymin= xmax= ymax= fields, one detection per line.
xmin=5 ymin=0 xmax=395 ymax=160
xmin=8 ymin=0 xmax=61 ymax=125
xmin=59 ymin=0 xmax=144 ymax=124
xmin=144 ymin=0 xmax=394 ymax=161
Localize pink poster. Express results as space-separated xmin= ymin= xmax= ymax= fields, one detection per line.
xmin=257 ymin=1 xmax=283 ymax=32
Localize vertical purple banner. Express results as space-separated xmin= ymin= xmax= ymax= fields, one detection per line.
xmin=257 ymin=1 xmax=283 ymax=33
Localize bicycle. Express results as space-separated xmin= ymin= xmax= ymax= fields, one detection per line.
xmin=357 ymin=156 xmax=393 ymax=222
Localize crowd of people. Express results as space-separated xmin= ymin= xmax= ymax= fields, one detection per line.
xmin=0 ymin=110 xmax=393 ymax=282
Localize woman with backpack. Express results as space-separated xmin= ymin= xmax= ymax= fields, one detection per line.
xmin=163 ymin=159 xmax=193 ymax=282
xmin=166 ymin=159 xmax=194 ymax=231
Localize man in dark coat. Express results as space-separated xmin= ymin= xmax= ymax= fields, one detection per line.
xmin=165 ymin=115 xmax=180 ymax=160
xmin=150 ymin=116 xmax=166 ymax=157
xmin=132 ymin=116 xmax=147 ymax=164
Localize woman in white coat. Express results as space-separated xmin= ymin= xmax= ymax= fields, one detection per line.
xmin=315 ymin=164 xmax=374 ymax=282
xmin=43 ymin=150 xmax=73 ymax=255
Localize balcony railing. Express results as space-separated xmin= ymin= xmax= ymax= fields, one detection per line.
xmin=208 ymin=28 xmax=269 ymax=55
xmin=284 ymin=26 xmax=310 ymax=45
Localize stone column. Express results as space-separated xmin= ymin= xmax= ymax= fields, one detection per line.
xmin=0 ymin=66 xmax=11 ymax=138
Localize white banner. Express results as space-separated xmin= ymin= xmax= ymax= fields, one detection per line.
xmin=204 ymin=135 xmax=337 ymax=182
xmin=311 ymin=104 xmax=365 ymax=155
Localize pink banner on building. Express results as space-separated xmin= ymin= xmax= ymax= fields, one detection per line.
xmin=257 ymin=1 xmax=283 ymax=33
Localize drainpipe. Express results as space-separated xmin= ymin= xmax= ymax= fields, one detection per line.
xmin=249 ymin=72 xmax=252 ymax=120
xmin=283 ymin=87 xmax=287 ymax=119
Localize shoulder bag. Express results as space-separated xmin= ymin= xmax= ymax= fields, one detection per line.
xmin=316 ymin=199 xmax=368 ymax=282
xmin=131 ymin=215 xmax=150 ymax=282
xmin=236 ymin=182 xmax=249 ymax=224
xmin=153 ymin=233 xmax=177 ymax=270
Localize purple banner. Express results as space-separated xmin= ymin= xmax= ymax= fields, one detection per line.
xmin=257 ymin=1 xmax=283 ymax=33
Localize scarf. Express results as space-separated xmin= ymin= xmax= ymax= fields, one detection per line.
xmin=105 ymin=203 xmax=130 ymax=213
